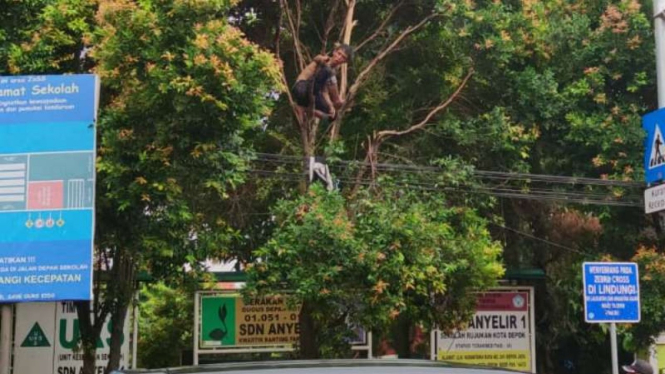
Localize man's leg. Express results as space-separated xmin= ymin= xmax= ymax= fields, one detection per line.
xmin=314 ymin=90 xmax=333 ymax=120
xmin=294 ymin=105 xmax=307 ymax=123
xmin=292 ymin=81 xmax=311 ymax=123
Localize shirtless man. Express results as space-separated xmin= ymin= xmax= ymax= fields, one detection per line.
xmin=292 ymin=44 xmax=353 ymax=121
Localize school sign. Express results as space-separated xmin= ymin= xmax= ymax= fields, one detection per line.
xmin=434 ymin=288 xmax=536 ymax=373
xmin=0 ymin=74 xmax=99 ymax=302
xmin=199 ymin=293 xmax=301 ymax=349
xmin=13 ymin=302 xmax=130 ymax=374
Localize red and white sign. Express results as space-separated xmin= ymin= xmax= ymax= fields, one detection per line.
xmin=434 ymin=288 xmax=535 ymax=373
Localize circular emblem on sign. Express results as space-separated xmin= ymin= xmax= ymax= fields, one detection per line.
xmin=512 ymin=295 xmax=525 ymax=308
xmin=35 ymin=218 xmax=44 ymax=229
xmin=588 ymin=313 xmax=595 ymax=319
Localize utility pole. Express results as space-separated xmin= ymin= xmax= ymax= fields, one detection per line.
xmin=654 ymin=0 xmax=665 ymax=108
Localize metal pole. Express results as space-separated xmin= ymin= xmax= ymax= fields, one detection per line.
xmin=193 ymin=292 xmax=199 ymax=366
xmin=611 ymin=323 xmax=619 ymax=374
xmin=655 ymin=0 xmax=665 ymax=108
xmin=430 ymin=329 xmax=436 ymax=361
xmin=132 ymin=298 xmax=138 ymax=369
xmin=0 ymin=305 xmax=12 ymax=374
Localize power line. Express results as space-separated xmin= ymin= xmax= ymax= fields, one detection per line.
xmin=244 ymin=170 xmax=642 ymax=207
xmin=246 ymin=163 xmax=642 ymax=205
xmin=248 ymin=152 xmax=644 ymax=206
xmin=489 ymin=222 xmax=593 ymax=257
xmin=254 ymin=153 xmax=644 ymax=188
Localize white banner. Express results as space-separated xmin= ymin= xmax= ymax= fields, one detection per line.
xmin=434 ymin=288 xmax=535 ymax=373
xmin=14 ymin=301 xmax=130 ymax=374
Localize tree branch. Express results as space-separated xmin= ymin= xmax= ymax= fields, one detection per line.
xmin=322 ymin=0 xmax=343 ymax=50
xmin=354 ymin=1 xmax=404 ymax=52
xmin=273 ymin=4 xmax=283 ymax=53
xmin=330 ymin=12 xmax=440 ymax=141
xmin=347 ymin=12 xmax=438 ymax=101
xmin=339 ymin=0 xmax=356 ymax=99
xmin=374 ymin=69 xmax=474 ymax=142
xmin=281 ymin=0 xmax=306 ymax=71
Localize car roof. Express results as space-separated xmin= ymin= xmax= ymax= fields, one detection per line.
xmin=113 ymin=359 xmax=528 ymax=374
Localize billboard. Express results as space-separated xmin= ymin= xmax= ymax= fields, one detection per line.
xmin=199 ymin=293 xmax=301 ymax=349
xmin=13 ymin=302 xmax=131 ymax=374
xmin=0 ymin=74 xmax=98 ymax=302
xmin=194 ymin=290 xmax=373 ymax=363
xmin=434 ymin=288 xmax=536 ymax=373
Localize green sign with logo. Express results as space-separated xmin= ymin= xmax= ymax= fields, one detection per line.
xmin=199 ymin=293 xmax=301 ymax=349
xmin=201 ymin=294 xmax=237 ymax=347
xmin=21 ymin=322 xmax=50 ymax=347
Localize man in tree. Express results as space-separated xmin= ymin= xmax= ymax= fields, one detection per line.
xmin=292 ymin=44 xmax=353 ymax=122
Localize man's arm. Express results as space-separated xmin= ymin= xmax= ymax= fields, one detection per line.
xmin=326 ymin=76 xmax=344 ymax=109
xmin=313 ymin=54 xmax=330 ymax=65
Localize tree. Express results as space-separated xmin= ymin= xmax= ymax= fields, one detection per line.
xmin=87 ymin=1 xmax=280 ymax=372
xmin=137 ymin=282 xmax=196 ymax=368
xmin=233 ymin=0 xmax=657 ymax=370
xmin=2 ymin=1 xmax=281 ymax=373
xmin=244 ymin=183 xmax=504 ymax=357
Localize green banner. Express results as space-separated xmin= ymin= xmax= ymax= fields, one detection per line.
xmin=201 ymin=294 xmax=237 ymax=347
xmin=199 ymin=293 xmax=301 ymax=349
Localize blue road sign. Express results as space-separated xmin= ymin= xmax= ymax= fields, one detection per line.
xmin=643 ymin=108 xmax=665 ymax=184
xmin=0 ymin=74 xmax=98 ymax=302
xmin=583 ymin=262 xmax=640 ymax=323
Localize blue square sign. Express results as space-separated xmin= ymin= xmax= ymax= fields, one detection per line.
xmin=643 ymin=108 xmax=665 ymax=184
xmin=583 ymin=262 xmax=640 ymax=323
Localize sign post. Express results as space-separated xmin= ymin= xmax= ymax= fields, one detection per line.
xmin=583 ymin=262 xmax=640 ymax=374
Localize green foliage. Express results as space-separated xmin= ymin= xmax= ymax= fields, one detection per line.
xmin=1 ymin=0 xmax=96 ymax=74
xmin=92 ymin=0 xmax=281 ymax=276
xmin=138 ymin=282 xmax=194 ymax=369
xmin=622 ymin=248 xmax=665 ymax=351
xmin=3 ymin=1 xmax=282 ymax=371
xmin=245 ymin=184 xmax=504 ymax=355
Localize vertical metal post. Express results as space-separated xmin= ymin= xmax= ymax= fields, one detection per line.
xmin=652 ymin=0 xmax=665 ymax=370
xmin=430 ymin=329 xmax=436 ymax=361
xmin=132 ymin=298 xmax=138 ymax=369
xmin=655 ymin=0 xmax=665 ymax=108
xmin=611 ymin=323 xmax=619 ymax=374
xmin=193 ymin=292 xmax=199 ymax=366
xmin=0 ymin=305 xmax=12 ymax=374
xmin=367 ymin=331 xmax=373 ymax=359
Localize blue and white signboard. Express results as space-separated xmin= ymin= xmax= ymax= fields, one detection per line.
xmin=0 ymin=74 xmax=98 ymax=302
xmin=643 ymin=108 xmax=665 ymax=184
xmin=583 ymin=262 xmax=640 ymax=323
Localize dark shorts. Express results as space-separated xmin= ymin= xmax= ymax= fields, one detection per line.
xmin=292 ymin=65 xmax=334 ymax=115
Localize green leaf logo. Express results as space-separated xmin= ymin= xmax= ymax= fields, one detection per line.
xmin=208 ymin=304 xmax=228 ymax=341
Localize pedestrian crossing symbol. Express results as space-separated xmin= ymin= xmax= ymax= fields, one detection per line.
xmin=20 ymin=322 xmax=50 ymax=347
xmin=649 ymin=124 xmax=665 ymax=168
xmin=643 ymin=108 xmax=665 ymax=184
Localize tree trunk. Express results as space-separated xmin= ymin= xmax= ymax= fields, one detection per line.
xmin=298 ymin=301 xmax=319 ymax=359
xmin=105 ymin=301 xmax=130 ymax=374
xmin=339 ymin=0 xmax=355 ymax=97
xmin=331 ymin=0 xmax=356 ymax=141
xmin=392 ymin=315 xmax=411 ymax=358
xmin=105 ymin=251 xmax=136 ymax=373
xmin=76 ymin=300 xmax=105 ymax=374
